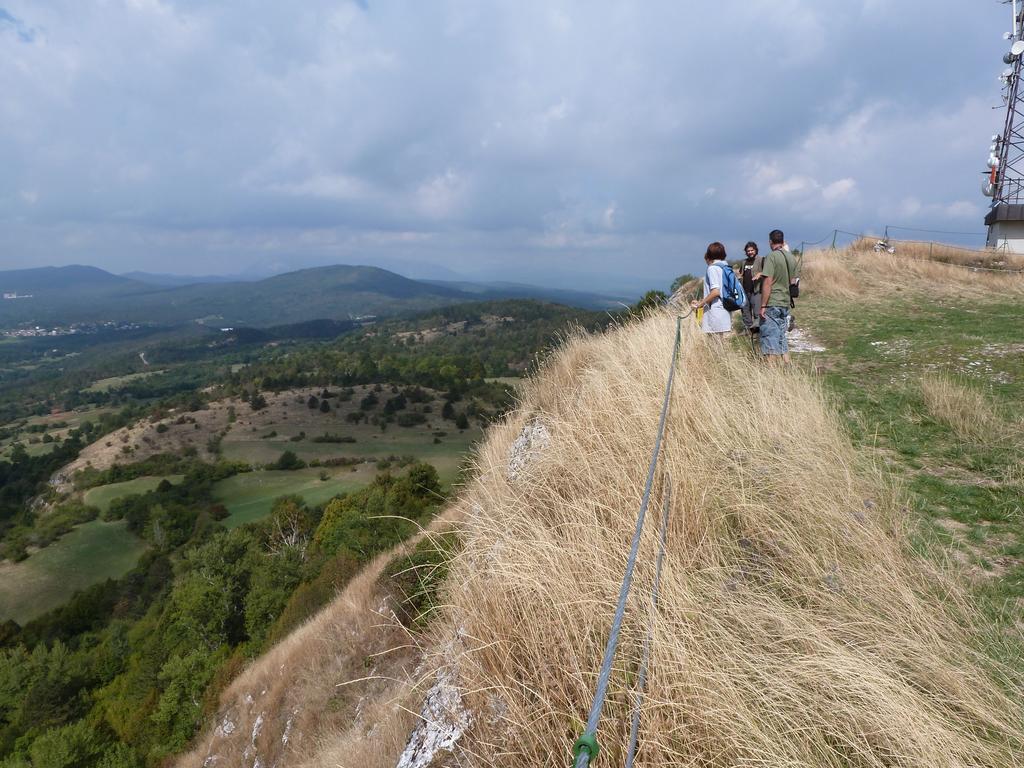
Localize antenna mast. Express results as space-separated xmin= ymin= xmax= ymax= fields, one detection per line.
xmin=984 ymin=1 xmax=1024 ymax=249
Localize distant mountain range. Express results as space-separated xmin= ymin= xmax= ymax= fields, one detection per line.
xmin=120 ymin=271 xmax=251 ymax=287
xmin=0 ymin=264 xmax=626 ymax=328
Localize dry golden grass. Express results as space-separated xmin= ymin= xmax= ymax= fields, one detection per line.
xmin=921 ymin=374 xmax=1016 ymax=444
xmin=803 ymin=245 xmax=1024 ymax=300
xmin=173 ymin=514 xmax=460 ymax=768
xmin=800 ymin=252 xmax=861 ymax=298
xmin=319 ymin=312 xmax=1024 ymax=767
xmin=849 ymin=237 xmax=1024 ymax=271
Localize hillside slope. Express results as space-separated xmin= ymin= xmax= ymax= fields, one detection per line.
xmin=0 ymin=264 xmax=621 ymax=327
xmin=0 ymin=264 xmax=469 ymax=326
xmin=178 ymin=249 xmax=1024 ymax=768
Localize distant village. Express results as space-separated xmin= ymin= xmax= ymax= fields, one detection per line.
xmin=2 ymin=321 xmax=148 ymax=338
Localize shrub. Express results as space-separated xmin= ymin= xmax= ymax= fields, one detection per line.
xmin=383 ymin=530 xmax=460 ymax=629
xmin=397 ymin=412 xmax=427 ymax=428
xmin=271 ymin=450 xmax=306 ymax=471
xmin=311 ymin=434 xmax=357 ymax=444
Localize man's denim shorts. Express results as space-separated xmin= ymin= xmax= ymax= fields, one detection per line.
xmin=760 ymin=306 xmax=789 ymax=355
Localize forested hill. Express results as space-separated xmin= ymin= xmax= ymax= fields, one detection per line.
xmin=0 ymin=264 xmax=623 ymax=327
xmin=0 ymin=266 xmax=148 ymax=299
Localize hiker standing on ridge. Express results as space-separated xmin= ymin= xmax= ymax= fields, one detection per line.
xmin=690 ymin=242 xmax=733 ymax=337
xmin=758 ymin=229 xmax=797 ymax=363
xmin=739 ymin=241 xmax=764 ymax=336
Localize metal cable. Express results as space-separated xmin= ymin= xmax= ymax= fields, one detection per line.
xmin=800 ymin=231 xmax=835 ymax=247
xmin=623 ymin=482 xmax=672 ymax=768
xmin=835 ymin=229 xmax=873 ymax=240
xmin=572 ymin=315 xmax=682 ymax=768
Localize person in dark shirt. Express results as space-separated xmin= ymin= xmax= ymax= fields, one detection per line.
xmin=739 ymin=241 xmax=764 ymax=336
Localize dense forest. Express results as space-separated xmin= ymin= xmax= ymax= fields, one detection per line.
xmin=0 ymin=463 xmax=442 ymax=767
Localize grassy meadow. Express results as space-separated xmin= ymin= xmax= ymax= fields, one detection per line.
xmin=84 ymin=370 xmax=165 ymax=393
xmin=0 ymin=520 xmax=145 ymax=624
xmin=0 ymin=404 xmax=119 ymax=460
xmin=83 ymin=474 xmax=185 ymax=513
xmin=220 ymin=384 xmax=482 ymax=482
xmin=212 ymin=465 xmax=379 ymax=528
xmin=797 ymin=248 xmax=1024 ymax=665
xmin=0 ymin=379 xmax=491 ymax=624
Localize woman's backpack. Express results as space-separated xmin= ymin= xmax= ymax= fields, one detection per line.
xmin=714 ymin=263 xmax=747 ymax=312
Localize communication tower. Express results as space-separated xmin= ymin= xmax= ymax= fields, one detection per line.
xmin=984 ymin=1 xmax=1024 ymax=249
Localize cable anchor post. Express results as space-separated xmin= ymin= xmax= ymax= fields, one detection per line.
xmin=572 ymin=733 xmax=600 ymax=767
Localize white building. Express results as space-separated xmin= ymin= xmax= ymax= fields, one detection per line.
xmin=985 ymin=204 xmax=1024 ymax=252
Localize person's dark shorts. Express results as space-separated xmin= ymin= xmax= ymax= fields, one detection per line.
xmin=760 ymin=306 xmax=789 ymax=355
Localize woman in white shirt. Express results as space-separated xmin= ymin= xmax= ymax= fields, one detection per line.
xmin=690 ymin=242 xmax=733 ymax=335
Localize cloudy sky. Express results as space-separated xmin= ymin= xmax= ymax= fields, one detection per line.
xmin=0 ymin=1 xmax=1011 ymax=292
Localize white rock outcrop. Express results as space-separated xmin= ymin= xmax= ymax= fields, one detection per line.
xmin=507 ymin=419 xmax=550 ymax=482
xmin=395 ymin=667 xmax=471 ymax=768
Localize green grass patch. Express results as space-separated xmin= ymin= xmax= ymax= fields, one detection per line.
xmin=212 ymin=466 xmax=378 ymax=529
xmin=83 ymin=475 xmax=185 ymax=514
xmin=84 ymin=370 xmax=165 ymax=393
xmin=0 ymin=440 xmax=59 ymax=460
xmin=219 ymin=385 xmax=482 ymax=484
xmin=801 ymin=285 xmax=1024 ymax=670
xmin=0 ymin=520 xmax=146 ymax=624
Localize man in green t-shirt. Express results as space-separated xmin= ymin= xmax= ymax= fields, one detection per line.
xmin=758 ymin=229 xmax=797 ymax=362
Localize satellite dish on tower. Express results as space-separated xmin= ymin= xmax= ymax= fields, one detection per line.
xmin=1011 ymin=40 xmax=1024 ymax=56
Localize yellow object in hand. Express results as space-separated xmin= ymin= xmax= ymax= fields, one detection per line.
xmin=695 ymin=306 xmax=703 ymax=326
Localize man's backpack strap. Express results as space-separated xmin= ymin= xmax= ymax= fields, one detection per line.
xmin=783 ymin=249 xmax=796 ymax=308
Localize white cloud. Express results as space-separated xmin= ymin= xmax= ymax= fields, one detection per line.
xmin=898 ymin=197 xmax=923 ymax=219
xmin=944 ymin=200 xmax=981 ymax=219
xmin=414 ymin=170 xmax=467 ymax=220
xmin=765 ymin=175 xmax=818 ymax=201
xmin=602 ymin=203 xmax=618 ymax=229
xmin=822 ymin=178 xmax=857 ymax=203
xmin=272 ymin=174 xmax=374 ymax=202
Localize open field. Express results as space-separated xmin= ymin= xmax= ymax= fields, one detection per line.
xmin=0 ymin=520 xmax=146 ymax=624
xmin=0 ymin=404 xmax=119 ymax=460
xmin=83 ymin=474 xmax=184 ymax=514
xmin=27 ymin=404 xmax=119 ymax=429
xmin=222 ymin=430 xmax=473 ymax=481
xmin=219 ymin=384 xmax=482 ymax=482
xmin=53 ymin=384 xmax=485 ymax=491
xmin=212 ymin=465 xmax=379 ymax=528
xmin=796 ymin=248 xmax=1024 ymax=661
xmin=51 ymin=399 xmax=234 ymax=491
xmin=84 ymin=369 xmax=165 ymax=392
xmin=0 ymin=440 xmax=59 ymax=459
